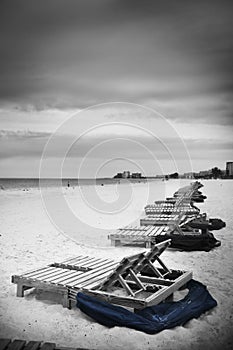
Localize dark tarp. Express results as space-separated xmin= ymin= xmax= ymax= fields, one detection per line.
xmin=155 ymin=232 xmax=221 ymax=251
xmin=189 ymin=218 xmax=226 ymax=231
xmin=76 ymin=280 xmax=217 ymax=334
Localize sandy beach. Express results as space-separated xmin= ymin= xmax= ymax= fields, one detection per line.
xmin=0 ymin=179 xmax=233 ymax=350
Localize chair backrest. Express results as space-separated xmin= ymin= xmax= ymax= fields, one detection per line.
xmin=99 ymin=240 xmax=171 ymax=296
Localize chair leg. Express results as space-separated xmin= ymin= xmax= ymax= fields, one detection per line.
xmin=165 ymin=293 xmax=174 ymax=302
xmin=112 ymin=239 xmax=121 ymax=246
xmin=62 ymin=292 xmax=71 ymax=309
xmin=16 ymin=283 xmax=25 ymax=297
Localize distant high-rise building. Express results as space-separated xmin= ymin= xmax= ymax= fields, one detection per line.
xmin=183 ymin=172 xmax=196 ymax=179
xmin=226 ymin=162 xmax=233 ymax=177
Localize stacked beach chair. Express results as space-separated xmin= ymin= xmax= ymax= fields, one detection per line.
xmin=109 ymin=181 xmax=204 ymax=247
xmin=109 ymin=181 xmax=222 ymax=251
xmin=144 ymin=204 xmax=200 ymax=216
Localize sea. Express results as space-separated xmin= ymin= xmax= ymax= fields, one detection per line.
xmin=0 ymin=177 xmax=148 ymax=190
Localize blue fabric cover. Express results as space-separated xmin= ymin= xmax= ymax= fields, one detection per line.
xmin=76 ymin=280 xmax=217 ymax=334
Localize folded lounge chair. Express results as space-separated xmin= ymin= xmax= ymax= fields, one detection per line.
xmin=12 ymin=240 xmax=192 ymax=310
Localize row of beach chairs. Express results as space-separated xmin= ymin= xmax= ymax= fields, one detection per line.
xmin=12 ymin=181 xmax=217 ymax=311
xmin=109 ymin=181 xmax=204 ymax=247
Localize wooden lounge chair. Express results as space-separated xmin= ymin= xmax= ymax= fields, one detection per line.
xmin=144 ymin=204 xmax=200 ymax=216
xmin=108 ymin=225 xmax=172 ymax=247
xmin=12 ymin=240 xmax=192 ymax=311
xmin=140 ymin=213 xmax=196 ymax=227
xmin=69 ymin=240 xmax=192 ymax=309
xmin=0 ymin=338 xmax=88 ymax=350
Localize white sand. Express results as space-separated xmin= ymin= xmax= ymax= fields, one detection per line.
xmin=0 ymin=179 xmax=233 ymax=349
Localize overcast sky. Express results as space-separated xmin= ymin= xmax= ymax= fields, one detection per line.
xmin=0 ymin=0 xmax=232 ymax=177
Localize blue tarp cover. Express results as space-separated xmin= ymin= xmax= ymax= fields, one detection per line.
xmin=76 ymin=280 xmax=217 ymax=334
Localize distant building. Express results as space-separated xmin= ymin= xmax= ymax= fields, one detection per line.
xmin=226 ymin=162 xmax=233 ymax=177
xmin=198 ymin=170 xmax=212 ymax=178
xmin=122 ymin=171 xmax=130 ymax=178
xmin=183 ymin=172 xmax=196 ymax=179
xmin=131 ymin=172 xmax=142 ymax=178
xmin=113 ymin=172 xmax=123 ymax=178
xmin=113 ymin=171 xmax=145 ymax=179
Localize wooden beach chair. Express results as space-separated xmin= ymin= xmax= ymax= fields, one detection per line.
xmin=108 ymin=225 xmax=172 ymax=247
xmin=12 ymin=240 xmax=192 ymax=310
xmin=140 ymin=213 xmax=190 ymax=227
xmin=69 ymin=240 xmax=192 ymax=309
xmin=144 ymin=204 xmax=200 ymax=216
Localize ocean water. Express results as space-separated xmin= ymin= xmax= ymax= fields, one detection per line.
xmin=0 ymin=177 xmax=148 ymax=190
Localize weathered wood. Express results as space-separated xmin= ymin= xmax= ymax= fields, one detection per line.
xmin=23 ymin=342 xmax=41 ymax=350
xmin=109 ymin=225 xmax=170 ymax=246
xmin=0 ymin=340 xmax=90 ymax=350
xmin=12 ymin=239 xmax=192 ymax=310
xmin=145 ymin=271 xmax=192 ymax=306
xmin=129 ymin=269 xmax=146 ymax=291
xmin=50 ymin=263 xmax=92 ymax=272
xmin=40 ymin=343 xmax=56 ymax=350
xmin=138 ymin=275 xmax=173 ymax=286
xmin=7 ymin=340 xmax=26 ymax=350
xmin=0 ymin=340 xmax=11 ymax=350
xmin=118 ymin=274 xmax=135 ymax=296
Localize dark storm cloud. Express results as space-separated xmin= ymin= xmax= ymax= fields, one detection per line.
xmin=0 ymin=0 xmax=232 ymax=124
xmin=1 ymin=126 xmax=232 ymax=161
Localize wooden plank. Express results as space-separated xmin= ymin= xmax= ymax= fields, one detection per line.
xmin=7 ymin=340 xmax=26 ymax=350
xmin=47 ymin=263 xmax=109 ymax=286
xmin=49 ymin=259 xmax=116 ymax=285
xmin=129 ymin=229 xmax=140 ymax=236
xmin=156 ymin=226 xmax=165 ymax=236
xmin=82 ymin=258 xmax=113 ymax=269
xmin=145 ymin=259 xmax=163 ymax=278
xmin=146 ymin=271 xmax=192 ymax=306
xmin=0 ymin=339 xmax=11 ymax=350
xmin=38 ymin=269 xmax=84 ymax=284
xmin=118 ymin=274 xmax=135 ymax=296
xmin=138 ymin=276 xmax=173 ymax=286
xmin=146 ymin=226 xmax=157 ymax=236
xmin=65 ymin=261 xmax=119 ymax=287
xmin=78 ymin=288 xmax=146 ymax=309
xmin=24 ymin=342 xmax=41 ymax=350
xmin=27 ymin=268 xmax=72 ymax=281
xmin=149 ymin=226 xmax=160 ymax=237
xmin=119 ymin=226 xmax=146 ymax=232
xmin=22 ymin=267 xmax=56 ymax=278
xmin=43 ymin=259 xmax=103 ymax=282
xmin=50 ymin=263 xmax=91 ymax=272
xmin=12 ymin=277 xmax=68 ymax=295
xmin=99 ymin=254 xmax=144 ymax=290
xmin=20 ymin=256 xmax=85 ymax=277
xmin=129 ymin=269 xmax=146 ymax=291
xmin=68 ymin=256 xmax=100 ymax=266
xmin=154 ymin=256 xmax=171 ymax=274
xmin=25 ymin=257 xmax=113 ymax=286
xmin=81 ymin=269 xmax=121 ymax=289
xmin=40 ymin=343 xmax=56 ymax=350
